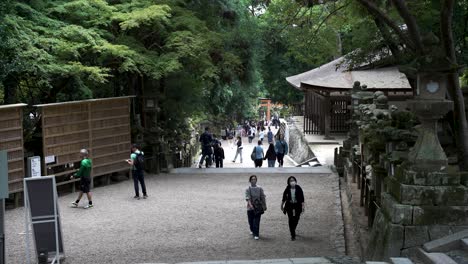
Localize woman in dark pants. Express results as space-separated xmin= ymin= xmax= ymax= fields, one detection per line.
xmin=245 ymin=175 xmax=267 ymax=240
xmin=281 ymin=176 xmax=304 ymax=240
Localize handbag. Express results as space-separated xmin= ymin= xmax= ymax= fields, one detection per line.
xmin=250 ymin=147 xmax=256 ymax=161
xmin=249 ymin=187 xmax=264 ymax=215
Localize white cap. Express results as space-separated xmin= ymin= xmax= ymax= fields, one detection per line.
xmin=80 ymin=149 xmax=89 ymax=155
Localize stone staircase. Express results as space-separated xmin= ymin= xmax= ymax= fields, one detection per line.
xmin=365 ymin=229 xmax=468 ymax=264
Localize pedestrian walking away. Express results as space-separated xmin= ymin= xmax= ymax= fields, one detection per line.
xmin=281 ymin=176 xmax=305 ymax=241
xmin=127 ymin=144 xmax=148 ymax=200
xmin=199 ymin=127 xmax=214 ymax=168
xmin=245 ymin=175 xmax=267 ymax=240
xmin=264 ymin=142 xmax=277 ymax=167
xmin=71 ymin=149 xmax=93 ymax=209
xmin=258 ymin=129 xmax=265 ymax=142
xmin=232 ymin=136 xmax=243 ymax=163
xmin=267 ymin=127 xmax=274 ymax=143
xmin=214 ymin=143 xmax=225 ymax=168
xmin=275 ymin=135 xmax=289 ymax=167
xmin=252 ymin=140 xmax=264 ymax=168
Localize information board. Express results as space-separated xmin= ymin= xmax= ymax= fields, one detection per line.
xmin=0 ymin=151 xmax=7 ymax=199
xmin=27 ymin=156 xmax=41 ymax=178
xmin=24 ymin=177 xmax=64 ymax=263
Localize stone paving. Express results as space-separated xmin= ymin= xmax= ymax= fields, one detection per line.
xmin=5 ymin=168 xmax=345 ymax=264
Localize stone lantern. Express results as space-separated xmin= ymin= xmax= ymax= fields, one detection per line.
xmin=406 ymin=73 xmax=453 ymax=170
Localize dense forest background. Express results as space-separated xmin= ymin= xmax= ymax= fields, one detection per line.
xmin=1 ymin=0 xmax=468 ymax=148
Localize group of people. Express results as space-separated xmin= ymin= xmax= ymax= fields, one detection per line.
xmin=199 ymin=127 xmax=225 ymax=168
xmin=246 ymin=175 xmax=304 ymax=241
xmin=250 ymin=135 xmax=288 ymax=168
xmin=199 ymin=123 xmax=289 ymax=168
xmin=70 ymin=143 xmax=148 ymax=208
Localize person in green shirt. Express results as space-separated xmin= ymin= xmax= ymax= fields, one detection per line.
xmin=71 ymin=149 xmax=93 ymax=209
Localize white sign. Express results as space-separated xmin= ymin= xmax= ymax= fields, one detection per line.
xmin=27 ymin=156 xmax=42 ymax=178
xmin=45 ymin=155 xmax=55 ymax=164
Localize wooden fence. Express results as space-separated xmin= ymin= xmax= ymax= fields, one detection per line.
xmin=304 ymin=91 xmax=350 ymax=135
xmin=0 ymin=104 xmax=26 ymax=194
xmin=37 ymin=97 xmax=133 ymax=187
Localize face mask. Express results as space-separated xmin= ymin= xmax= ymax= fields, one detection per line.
xmin=290 ymin=181 xmax=296 ymax=187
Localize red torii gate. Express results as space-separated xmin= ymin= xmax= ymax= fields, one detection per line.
xmin=258 ymin=98 xmax=271 ymax=121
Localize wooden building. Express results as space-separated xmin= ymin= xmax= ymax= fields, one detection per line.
xmin=286 ymin=56 xmax=413 ymax=138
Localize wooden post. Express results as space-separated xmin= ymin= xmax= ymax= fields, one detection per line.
xmin=266 ymin=100 xmax=271 ymax=121
xmin=323 ymin=92 xmax=335 ymax=140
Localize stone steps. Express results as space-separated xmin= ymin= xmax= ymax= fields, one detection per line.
xmin=365 ymin=257 xmax=414 ymax=264
xmin=169 ymin=167 xmax=332 ymax=174
xmin=414 ymin=229 xmax=468 ymax=264
xmin=417 ymin=249 xmax=457 ymax=264
xmin=140 ymin=257 xmax=361 ymax=264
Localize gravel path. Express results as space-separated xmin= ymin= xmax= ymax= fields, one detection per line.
xmin=5 ymin=170 xmax=343 ymax=264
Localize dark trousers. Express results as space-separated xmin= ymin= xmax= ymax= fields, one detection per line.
xmin=132 ymin=170 xmax=147 ymax=197
xmin=247 ymin=210 xmax=262 ymax=236
xmin=254 ymin=159 xmax=263 ymax=168
xmin=199 ymin=153 xmax=212 ymax=167
xmin=286 ymin=205 xmax=301 ymax=239
xmin=215 ymin=157 xmax=223 ymax=168
xmin=277 ymin=153 xmax=285 ymax=167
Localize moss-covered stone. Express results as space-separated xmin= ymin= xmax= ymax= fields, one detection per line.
xmin=412 ymin=206 xmax=468 ymax=225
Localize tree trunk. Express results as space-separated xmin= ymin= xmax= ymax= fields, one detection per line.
xmin=441 ymin=0 xmax=468 ymax=169
xmin=2 ymin=74 xmax=18 ymax=104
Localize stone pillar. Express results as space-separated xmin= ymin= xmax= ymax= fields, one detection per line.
xmin=366 ymin=74 xmax=468 ymax=261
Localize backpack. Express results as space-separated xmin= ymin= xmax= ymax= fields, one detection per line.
xmin=134 ymin=152 xmax=145 ymax=171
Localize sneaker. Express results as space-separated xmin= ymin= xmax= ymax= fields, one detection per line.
xmin=133 ymin=196 xmax=140 ymax=200
xmin=84 ymin=204 xmax=93 ymax=209
xmin=198 ymin=164 xmax=202 ymax=168
xmin=232 ymin=160 xmax=235 ymax=163
xmin=249 ymin=231 xmax=253 ymax=235
xmin=254 ymin=236 xmax=259 ymax=240
xmin=143 ymin=195 xmax=148 ymax=199
xmin=71 ymin=202 xmax=78 ymax=207
xmin=291 ymin=237 xmax=296 ymax=241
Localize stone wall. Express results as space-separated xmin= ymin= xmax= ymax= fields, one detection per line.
xmin=287 ymin=121 xmax=315 ymax=165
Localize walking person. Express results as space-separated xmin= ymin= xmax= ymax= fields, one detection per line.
xmin=245 ymin=175 xmax=267 ymax=240
xmin=267 ymin=127 xmax=274 ymax=143
xmin=281 ymin=176 xmax=305 ymax=241
xmin=252 ymin=140 xmax=264 ymax=168
xmin=232 ymin=136 xmax=243 ymax=163
xmin=264 ymin=142 xmax=277 ymax=167
xmin=258 ymin=129 xmax=265 ymax=142
xmin=275 ymin=135 xmax=289 ymax=167
xmin=199 ymin=127 xmax=213 ymax=168
xmin=214 ymin=143 xmax=225 ymax=168
xmin=248 ymin=126 xmax=254 ymax=143
xmin=127 ymin=144 xmax=148 ymax=200
xmin=71 ymin=149 xmax=93 ymax=209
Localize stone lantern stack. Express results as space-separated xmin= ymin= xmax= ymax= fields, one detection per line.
xmin=367 ymin=73 xmax=468 ymax=260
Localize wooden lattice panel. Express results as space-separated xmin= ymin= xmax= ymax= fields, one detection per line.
xmin=0 ymin=104 xmax=26 ymax=193
xmin=38 ymin=97 xmax=132 ymax=181
xmin=89 ymin=97 xmax=131 ymax=177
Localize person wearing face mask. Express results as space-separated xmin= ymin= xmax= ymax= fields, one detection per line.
xmin=281 ymin=176 xmax=304 ymax=241
xmin=245 ymin=175 xmax=267 ymax=240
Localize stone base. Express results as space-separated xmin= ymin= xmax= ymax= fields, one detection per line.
xmin=367 ymin=193 xmax=468 ymax=261
xmin=367 ymin=208 xmax=468 ymax=261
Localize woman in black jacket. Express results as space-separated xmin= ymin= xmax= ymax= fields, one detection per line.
xmin=281 ymin=176 xmax=305 ymax=240
xmin=264 ymin=142 xmax=277 ymax=167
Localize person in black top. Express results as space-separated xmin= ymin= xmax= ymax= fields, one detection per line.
xmin=264 ymin=142 xmax=277 ymax=167
xmin=281 ymin=176 xmax=305 ymax=241
xmin=199 ymin=127 xmax=213 ymax=168
xmin=214 ymin=143 xmax=225 ymax=168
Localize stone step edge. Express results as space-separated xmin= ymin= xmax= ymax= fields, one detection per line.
xmin=137 ymin=257 xmax=357 ymax=264
xmin=423 ymin=229 xmax=468 ymax=252
xmin=417 ymin=248 xmax=458 ymax=264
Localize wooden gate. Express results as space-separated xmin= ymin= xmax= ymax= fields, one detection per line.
xmin=330 ymin=96 xmax=351 ymax=133
xmin=304 ymin=90 xmax=324 ymax=134
xmin=37 ymin=97 xmax=133 ymax=187
xmin=0 ymin=104 xmax=26 ymax=194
